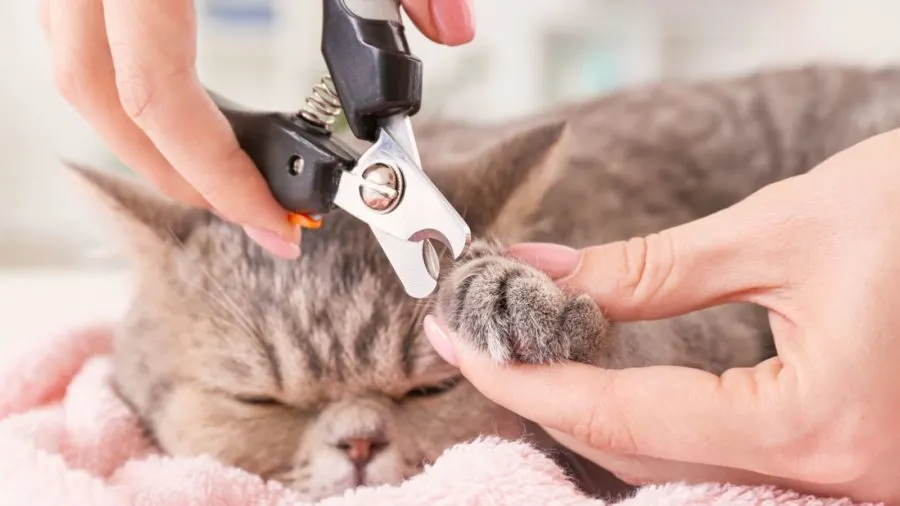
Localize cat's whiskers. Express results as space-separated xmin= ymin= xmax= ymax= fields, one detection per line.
xmin=168 ymin=227 xmax=262 ymax=340
xmin=180 ymin=276 xmax=259 ymax=339
xmin=196 ymin=266 xmax=258 ymax=333
xmin=206 ymin=316 xmax=257 ymax=341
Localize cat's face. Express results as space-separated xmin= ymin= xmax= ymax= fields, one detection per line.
xmin=75 ymin=184 xmax=520 ymax=499
xmin=73 ymin=121 xmax=567 ymax=500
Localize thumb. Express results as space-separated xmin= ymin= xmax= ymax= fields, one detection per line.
xmin=423 ymin=314 xmax=794 ymax=478
xmin=509 ymin=181 xmax=799 ymax=321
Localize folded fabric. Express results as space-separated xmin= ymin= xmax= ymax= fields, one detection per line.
xmin=0 ymin=324 xmax=876 ymax=506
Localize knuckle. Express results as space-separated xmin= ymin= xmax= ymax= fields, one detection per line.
xmin=568 ymin=419 xmax=597 ymax=452
xmin=568 ymin=379 xmax=639 ymax=456
xmin=115 ymin=71 xmax=155 ymax=122
xmin=618 ymin=236 xmax=649 ymax=298
xmin=115 ymin=65 xmax=191 ymax=123
xmin=53 ymin=64 xmax=85 ymax=106
xmin=591 ymin=420 xmax=639 ymax=456
xmin=613 ymin=233 xmax=674 ymax=307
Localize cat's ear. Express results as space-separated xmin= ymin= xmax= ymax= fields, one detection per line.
xmin=432 ymin=119 xmax=569 ymax=239
xmin=67 ymin=163 xmax=205 ymax=259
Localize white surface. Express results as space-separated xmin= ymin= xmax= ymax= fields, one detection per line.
xmin=0 ymin=270 xmax=133 ymax=356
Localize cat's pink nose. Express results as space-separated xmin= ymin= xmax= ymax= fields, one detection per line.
xmin=335 ymin=437 xmax=388 ymax=466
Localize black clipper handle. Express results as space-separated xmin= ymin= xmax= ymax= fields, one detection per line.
xmin=210 ymin=91 xmax=357 ymax=215
xmin=322 ymin=0 xmax=423 ymax=142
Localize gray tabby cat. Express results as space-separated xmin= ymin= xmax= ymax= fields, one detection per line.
xmin=73 ymin=65 xmax=900 ymax=501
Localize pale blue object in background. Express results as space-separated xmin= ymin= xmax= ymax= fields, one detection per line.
xmin=540 ymin=31 xmax=630 ymax=106
xmin=581 ymin=44 xmax=626 ymax=95
xmin=204 ymin=0 xmax=276 ymax=28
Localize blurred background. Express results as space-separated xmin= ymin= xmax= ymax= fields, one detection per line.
xmin=4 ymin=0 xmax=900 ymax=340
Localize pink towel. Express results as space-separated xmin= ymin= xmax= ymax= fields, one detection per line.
xmin=0 ymin=325 xmax=876 ymax=506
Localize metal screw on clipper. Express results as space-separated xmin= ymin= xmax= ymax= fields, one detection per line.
xmin=360 ymin=164 xmax=402 ymax=212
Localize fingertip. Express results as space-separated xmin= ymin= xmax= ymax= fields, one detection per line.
xmin=202 ymin=151 xmax=303 ymax=246
xmin=401 ymin=0 xmax=441 ymax=43
xmin=402 ymin=0 xmax=475 ymax=45
xmin=431 ymin=0 xmax=475 ymax=45
xmin=508 ymin=243 xmax=582 ymax=280
xmin=422 ymin=314 xmax=497 ymax=372
xmin=422 ymin=314 xmax=543 ymax=393
xmin=423 ymin=315 xmax=459 ymax=366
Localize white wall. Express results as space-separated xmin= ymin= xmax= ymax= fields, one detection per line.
xmin=5 ymin=0 xmax=900 ymax=269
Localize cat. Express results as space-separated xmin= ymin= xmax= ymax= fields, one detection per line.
xmin=71 ymin=65 xmax=900 ymax=501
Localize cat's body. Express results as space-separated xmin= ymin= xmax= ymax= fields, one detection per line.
xmin=75 ymin=65 xmax=900 ymax=501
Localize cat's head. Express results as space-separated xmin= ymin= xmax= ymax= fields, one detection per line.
xmin=71 ymin=119 xmax=567 ymax=500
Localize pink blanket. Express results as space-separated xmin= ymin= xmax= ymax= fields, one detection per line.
xmin=0 ymin=325 xmax=874 ymax=505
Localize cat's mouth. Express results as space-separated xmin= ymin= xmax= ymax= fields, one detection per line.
xmin=346 ymin=459 xmax=430 ymax=493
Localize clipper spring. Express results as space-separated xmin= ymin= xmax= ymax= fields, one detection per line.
xmin=299 ymin=75 xmax=342 ymax=131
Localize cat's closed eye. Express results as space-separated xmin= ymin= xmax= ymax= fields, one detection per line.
xmin=402 ymin=376 xmax=463 ymax=400
xmin=234 ymin=395 xmax=282 ymax=406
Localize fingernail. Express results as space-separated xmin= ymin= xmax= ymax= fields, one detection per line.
xmin=243 ymin=225 xmax=301 ymax=260
xmin=432 ymin=0 xmax=475 ymax=46
xmin=423 ymin=315 xmax=458 ymax=366
xmin=508 ymin=243 xmax=581 ymax=280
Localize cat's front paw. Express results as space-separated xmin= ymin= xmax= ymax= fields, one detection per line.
xmin=437 ymin=241 xmax=611 ymax=365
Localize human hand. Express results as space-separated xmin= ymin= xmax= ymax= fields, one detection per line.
xmin=423 ymin=128 xmax=900 ymax=503
xmin=402 ymin=0 xmax=476 ymax=46
xmin=40 ymin=0 xmax=474 ymax=259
